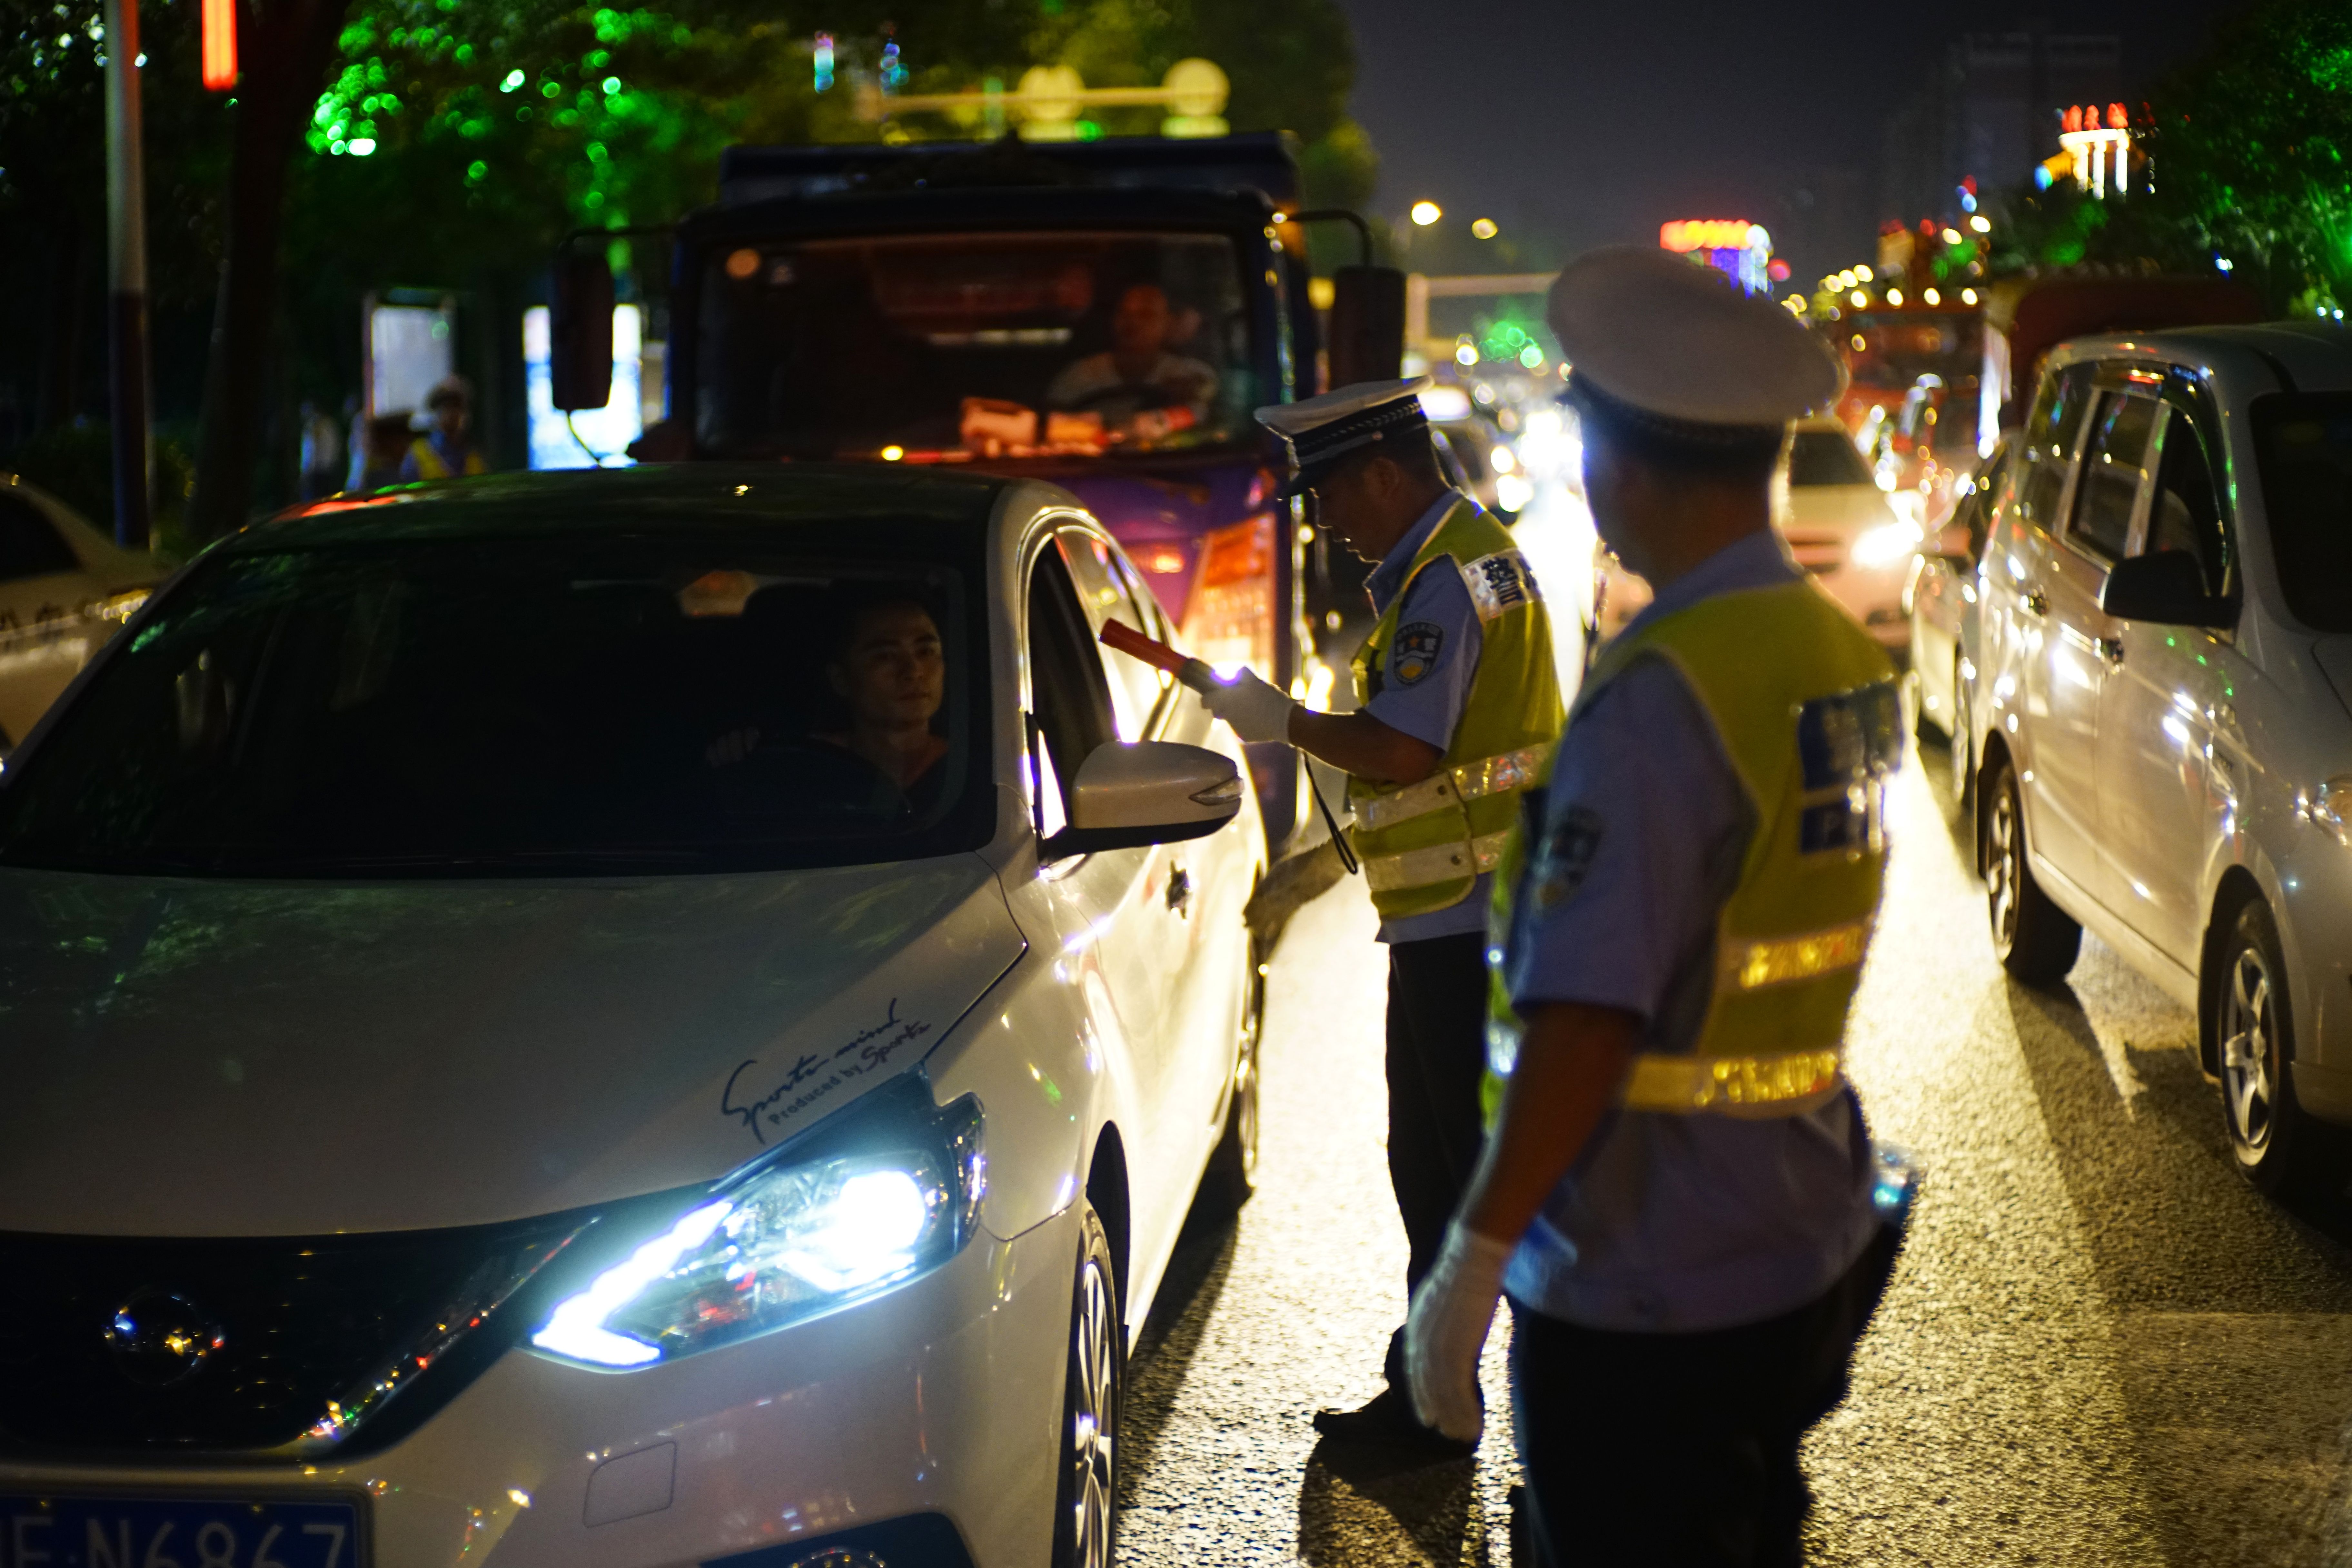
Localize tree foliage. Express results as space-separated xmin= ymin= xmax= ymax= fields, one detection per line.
xmin=1988 ymin=0 xmax=2351 ymax=314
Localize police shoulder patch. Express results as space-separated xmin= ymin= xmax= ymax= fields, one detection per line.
xmin=1533 ymin=805 xmax=1604 ymax=911
xmin=1392 ymin=621 xmax=1444 ymax=686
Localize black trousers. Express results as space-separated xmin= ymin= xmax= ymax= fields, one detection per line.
xmin=1508 ymin=1220 xmax=1900 ymax=1568
xmin=1380 ymin=930 xmax=1492 ymax=1387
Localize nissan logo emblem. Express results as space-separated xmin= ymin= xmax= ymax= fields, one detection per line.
xmin=103 ymin=1289 xmax=225 ymax=1388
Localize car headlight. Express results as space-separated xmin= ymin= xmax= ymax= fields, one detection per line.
xmin=1850 ymin=521 xmax=1922 ymax=568
xmin=531 ymin=1077 xmax=983 ymax=1368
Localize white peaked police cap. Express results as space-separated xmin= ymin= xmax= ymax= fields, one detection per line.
xmin=1546 ymin=247 xmax=1843 ymax=435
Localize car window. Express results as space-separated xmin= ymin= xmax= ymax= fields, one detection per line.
xmin=0 ymin=495 xmax=81 ymax=583
xmin=0 ymin=531 xmax=991 ymax=877
xmin=1063 ymin=529 xmax=1167 ymax=742
xmin=2015 ymin=362 xmax=2098 ymax=536
xmin=1026 ymin=545 xmax=1117 ymax=834
xmin=2252 ymin=391 xmax=2352 ymax=632
xmin=2142 ymin=401 xmax=2231 ymax=597
xmin=1787 ymin=430 xmax=1875 ymax=488
xmin=2067 ymin=391 xmax=2160 ymax=563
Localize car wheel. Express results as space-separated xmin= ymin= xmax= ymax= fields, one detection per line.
xmin=1202 ymin=954 xmax=1264 ymax=1214
xmin=1984 ymin=759 xmax=2080 ymax=983
xmin=1051 ymin=1205 xmax=1122 ymax=1568
xmin=2216 ymin=899 xmax=2343 ymax=1195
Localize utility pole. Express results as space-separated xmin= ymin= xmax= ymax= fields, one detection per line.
xmin=104 ymin=0 xmax=153 ymax=550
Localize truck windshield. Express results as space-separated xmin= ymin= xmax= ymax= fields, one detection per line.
xmin=695 ymin=231 xmax=1258 ymax=463
xmin=2254 ymin=392 xmax=2352 ymax=632
xmin=0 ymin=532 xmax=990 ymax=877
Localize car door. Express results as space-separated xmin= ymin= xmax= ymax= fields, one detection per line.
xmin=0 ymin=492 xmax=98 ymax=748
xmin=2095 ymin=383 xmax=2239 ymax=966
xmin=1022 ymin=533 xmax=1198 ymax=1258
xmin=2003 ymin=362 xmax=2106 ymax=898
xmin=1055 ymin=525 xmax=1238 ymax=1155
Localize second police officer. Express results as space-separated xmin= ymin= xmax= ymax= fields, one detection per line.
xmin=1402 ymin=249 xmax=1910 ymax=1564
xmin=1196 ymin=377 xmax=1563 ymax=1459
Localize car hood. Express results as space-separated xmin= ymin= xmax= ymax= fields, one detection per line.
xmin=0 ymin=855 xmax=1023 ymax=1237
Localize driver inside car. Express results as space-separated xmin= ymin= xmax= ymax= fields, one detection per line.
xmin=708 ymin=593 xmax=952 ymax=816
xmin=1045 ymin=282 xmax=1218 ymax=428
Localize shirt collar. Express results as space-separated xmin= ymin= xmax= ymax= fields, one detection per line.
xmin=1623 ymin=527 xmax=1800 ymax=636
xmin=1365 ymin=492 xmax=1465 ymax=611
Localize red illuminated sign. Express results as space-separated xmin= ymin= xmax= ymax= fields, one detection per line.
xmin=1658 ymin=220 xmax=1758 ymax=253
xmin=202 ymin=0 xmax=236 ymax=89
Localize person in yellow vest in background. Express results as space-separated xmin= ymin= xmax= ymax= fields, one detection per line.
xmin=400 ymin=376 xmax=489 ymax=482
xmin=1400 ymin=249 xmax=1913 ymax=1566
xmin=1197 ymin=378 xmax=1562 ymax=1462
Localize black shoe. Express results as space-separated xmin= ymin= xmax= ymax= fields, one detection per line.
xmin=1310 ymin=1386 xmax=1478 ymax=1461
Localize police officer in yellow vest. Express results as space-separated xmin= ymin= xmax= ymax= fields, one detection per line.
xmin=1399 ymin=250 xmax=1906 ymax=1564
xmin=1197 ymin=378 xmax=1562 ymax=1459
xmin=400 ymin=376 xmax=489 ymax=482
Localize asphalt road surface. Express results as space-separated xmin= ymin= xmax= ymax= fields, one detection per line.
xmin=1115 ymin=738 xmax=2352 ymax=1566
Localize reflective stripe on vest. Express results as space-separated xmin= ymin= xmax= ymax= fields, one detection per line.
xmin=1484 ymin=577 xmax=1898 ymax=1119
xmin=1348 ymin=499 xmax=1563 ymax=920
xmin=1355 ymin=744 xmax=1552 ymax=832
xmin=1363 ymin=827 xmax=1514 ymax=895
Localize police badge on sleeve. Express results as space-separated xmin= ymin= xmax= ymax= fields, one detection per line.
xmin=1392 ymin=621 xmax=1444 ymax=685
xmin=1533 ymin=805 xmax=1604 ymax=910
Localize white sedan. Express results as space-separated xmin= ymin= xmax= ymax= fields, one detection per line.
xmin=0 ymin=472 xmax=155 ymax=752
xmin=0 ymin=465 xmax=1266 ymax=1568
xmin=1590 ymin=418 xmax=1916 ymax=649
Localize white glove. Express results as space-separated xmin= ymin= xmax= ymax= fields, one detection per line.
xmin=1196 ymin=666 xmax=1299 ymax=744
xmin=1404 ymin=1222 xmax=1514 ymax=1443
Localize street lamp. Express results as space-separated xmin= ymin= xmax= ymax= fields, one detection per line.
xmin=1471 ymin=218 xmax=1498 ymax=240
xmin=1410 ymin=200 xmax=1442 ymax=227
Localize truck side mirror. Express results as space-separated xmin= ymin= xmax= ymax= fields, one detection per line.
xmin=1327 ymin=266 xmax=1406 ymax=387
xmin=550 ymin=248 xmax=615 ymax=413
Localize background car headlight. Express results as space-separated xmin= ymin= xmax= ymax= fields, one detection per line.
xmin=1850 ymin=522 xmax=1923 ymax=568
xmin=531 ymin=1078 xmax=983 ymax=1368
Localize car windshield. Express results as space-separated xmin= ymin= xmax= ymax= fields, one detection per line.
xmin=1787 ymin=429 xmax=1876 ymax=487
xmin=0 ymin=530 xmax=990 ymax=877
xmin=2254 ymin=392 xmax=2352 ymax=631
xmin=695 ymin=230 xmax=1257 ymax=463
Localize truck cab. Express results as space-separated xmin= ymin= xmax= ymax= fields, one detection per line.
xmin=575 ymin=134 xmax=1389 ymax=854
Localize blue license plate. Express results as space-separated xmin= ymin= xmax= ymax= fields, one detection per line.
xmin=0 ymin=1494 xmax=363 ymax=1568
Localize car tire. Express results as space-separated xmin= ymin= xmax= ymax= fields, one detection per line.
xmin=1201 ymin=954 xmax=1265 ymax=1215
xmin=2215 ymin=899 xmax=2345 ymax=1195
xmin=1984 ymin=758 xmax=2080 ymax=984
xmin=1050 ymin=1204 xmax=1122 ymax=1568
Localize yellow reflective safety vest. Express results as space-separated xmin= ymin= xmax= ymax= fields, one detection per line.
xmin=1349 ymin=498 xmax=1563 ymax=919
xmin=407 ymin=438 xmax=486 ymax=480
xmin=1486 ymin=576 xmax=1899 ymax=1118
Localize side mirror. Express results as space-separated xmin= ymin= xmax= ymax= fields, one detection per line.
xmin=2100 ymin=550 xmax=2234 ymax=628
xmin=1041 ymin=740 xmax=1244 ymax=859
xmin=550 ymin=247 xmax=615 ymax=412
xmin=1326 ymin=266 xmax=1406 ymax=387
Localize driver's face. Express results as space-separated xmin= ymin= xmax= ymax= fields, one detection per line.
xmin=1113 ymin=286 xmax=1171 ymax=357
xmin=831 ymin=603 xmax=945 ymax=729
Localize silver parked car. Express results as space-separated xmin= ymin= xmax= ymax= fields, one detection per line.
xmin=1906 ymin=440 xmax=2007 ymax=797
xmin=0 ymin=474 xmax=156 ymax=753
xmin=1968 ymin=323 xmax=2352 ymax=1191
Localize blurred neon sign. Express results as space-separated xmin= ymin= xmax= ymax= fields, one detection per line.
xmin=1659 ymin=220 xmax=1774 ymax=297
xmin=1659 ymin=220 xmax=1764 ymax=253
